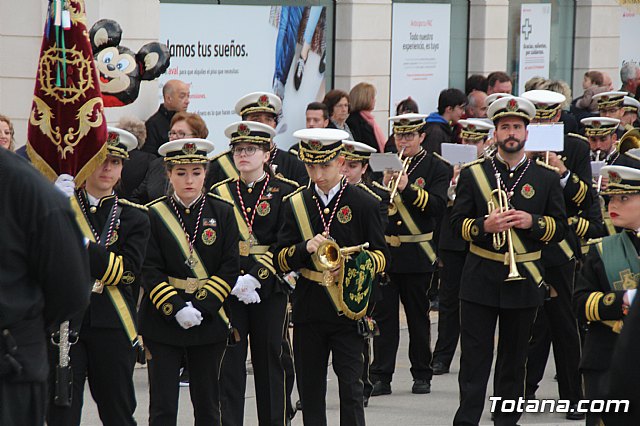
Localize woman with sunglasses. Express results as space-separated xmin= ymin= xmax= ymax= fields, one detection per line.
xmin=141 ymin=137 xmax=240 ymax=425
xmin=212 ymin=121 xmax=299 ymax=426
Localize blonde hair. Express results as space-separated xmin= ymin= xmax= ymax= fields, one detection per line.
xmin=349 ymin=82 xmax=376 ymax=112
xmin=117 ymin=116 xmax=147 ymax=149
xmin=0 ymin=114 xmax=16 ymax=151
xmin=524 ymin=76 xmax=547 ymax=92
xmin=542 ymin=79 xmax=572 ymax=109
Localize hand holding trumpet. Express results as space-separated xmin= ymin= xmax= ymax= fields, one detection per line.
xmin=383 ymin=169 xmax=408 ymax=192
xmin=484 ymin=208 xmax=533 ymax=233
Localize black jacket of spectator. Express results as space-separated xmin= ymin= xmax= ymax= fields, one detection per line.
xmin=346 ymin=112 xmax=378 ymax=152
xmin=119 ymin=149 xmax=156 ymax=199
xmin=143 ymin=104 xmax=175 ymax=156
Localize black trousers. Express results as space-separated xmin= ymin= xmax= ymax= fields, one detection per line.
xmin=282 ymin=302 xmax=296 ymax=418
xmin=0 ymin=380 xmax=46 ymax=426
xmin=525 ymin=260 xmax=582 ymax=403
xmin=433 ymin=250 xmax=466 ymax=367
xmin=362 ymin=338 xmax=373 ymax=398
xmin=293 ymin=321 xmax=365 ymax=426
xmin=47 ymin=327 xmax=137 ymax=426
xmin=583 ymin=369 xmax=608 ymax=426
xmin=220 ymin=293 xmax=288 ymax=426
xmin=145 ymin=338 xmax=226 ymax=426
xmin=371 ymin=272 xmax=433 ymax=383
xmin=453 ymin=300 xmax=537 ymax=426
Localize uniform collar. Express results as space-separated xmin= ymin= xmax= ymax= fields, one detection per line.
xmin=314 ymin=179 xmax=343 ymax=206
xmin=240 ymin=171 xmax=267 ymax=189
xmin=495 ymin=152 xmax=528 ymax=171
xmin=173 ymin=193 xmax=203 ymax=208
xmin=85 ymin=191 xmax=115 ymax=207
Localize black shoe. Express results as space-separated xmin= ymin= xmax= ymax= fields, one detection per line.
xmin=411 ymin=379 xmax=431 ymax=394
xmin=363 ymin=395 xmax=369 ymax=407
xmin=566 ymin=403 xmax=586 ymax=420
xmin=432 ymin=361 xmax=449 ymax=375
xmin=295 ymin=399 xmax=303 ymax=411
xmin=293 ymin=58 xmax=305 ymax=90
xmin=371 ymin=381 xmax=391 ymax=396
xmin=318 ymin=51 xmax=326 ymax=74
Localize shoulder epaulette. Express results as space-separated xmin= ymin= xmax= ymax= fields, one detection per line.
xmin=535 ymin=158 xmax=560 ymax=172
xmin=210 ymin=150 xmax=231 ymax=162
xmin=356 ymin=183 xmax=382 ymax=202
xmin=119 ymin=198 xmax=148 ymax=211
xmin=585 ymin=237 xmax=603 ymax=246
xmin=283 ymin=186 xmax=304 ymax=202
xmin=432 ymin=152 xmax=451 ymax=166
xmin=568 ymin=132 xmax=588 ymax=143
xmin=210 ymin=177 xmax=235 ymax=191
xmin=206 ymin=192 xmax=234 ymax=206
xmin=371 ymin=181 xmax=392 ymax=193
xmin=145 ymin=196 xmax=167 ymax=208
xmin=274 ymin=174 xmax=300 ymax=188
xmin=461 ymin=157 xmax=485 ymax=169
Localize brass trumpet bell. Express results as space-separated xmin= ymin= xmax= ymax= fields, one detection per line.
xmin=315 ymin=240 xmax=370 ymax=286
xmin=617 ymin=128 xmax=640 ymax=161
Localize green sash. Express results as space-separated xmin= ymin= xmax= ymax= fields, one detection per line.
xmin=468 ymin=164 xmax=544 ymax=284
xmin=150 ymin=202 xmax=229 ymax=324
xmin=70 ymin=197 xmax=138 ymax=344
xmin=393 ymin=195 xmax=437 ymax=264
xmin=218 ymin=153 xmax=239 ymax=180
xmin=596 ymin=232 xmax=640 ymax=291
xmin=289 ymin=191 xmax=373 ymax=318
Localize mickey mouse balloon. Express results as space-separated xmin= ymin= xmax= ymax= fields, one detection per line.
xmin=90 ymin=19 xmax=171 ymax=107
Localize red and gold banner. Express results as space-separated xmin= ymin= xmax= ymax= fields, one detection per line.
xmin=27 ymin=0 xmax=107 ymax=186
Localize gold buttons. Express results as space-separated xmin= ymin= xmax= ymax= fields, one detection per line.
xmin=248 ymin=188 xmax=253 ymax=194
xmin=509 ymin=173 xmax=514 ymax=179
xmin=323 ymin=208 xmax=330 ymax=215
xmin=246 ymin=207 xmax=252 ymax=212
xmin=397 ymin=220 xmax=402 ymax=226
xmin=185 ymin=208 xmax=190 ymax=214
xmin=89 ymin=206 xmax=97 ymax=213
xmin=240 ymin=270 xmax=245 ymax=274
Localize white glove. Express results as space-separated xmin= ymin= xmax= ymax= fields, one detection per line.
xmin=231 ymin=276 xmax=249 ymax=298
xmin=54 ymin=174 xmax=75 ymax=198
xmin=241 ymin=274 xmax=261 ymax=291
xmin=239 ymin=288 xmax=261 ymax=304
xmin=175 ymin=302 xmax=203 ymax=329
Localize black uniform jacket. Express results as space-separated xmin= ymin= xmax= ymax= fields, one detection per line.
xmin=75 ymin=191 xmax=150 ymax=332
xmin=274 ymin=181 xmax=389 ymax=324
xmin=0 ymin=152 xmax=90 ymax=382
xmin=206 ymin=149 xmax=308 ymax=189
xmin=211 ymin=174 xmax=298 ymax=299
xmin=140 ymin=194 xmax=240 ymax=346
xmin=573 ymin=231 xmax=640 ymax=371
xmin=542 ymin=134 xmax=593 ymax=267
xmin=438 ymin=158 xmax=467 ymax=253
xmin=451 ymin=156 xmax=568 ymax=309
xmin=384 ymin=150 xmax=449 ymax=273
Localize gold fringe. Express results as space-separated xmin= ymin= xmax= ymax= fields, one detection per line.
xmin=26 ymin=142 xmax=57 ymax=182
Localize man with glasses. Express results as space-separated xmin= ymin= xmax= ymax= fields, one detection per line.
xmin=370 ymin=113 xmax=449 ymax=397
xmin=423 ymin=88 xmax=467 ymax=154
xmin=143 ymin=79 xmax=190 ymax=156
xmin=593 ymin=91 xmax=629 ymax=140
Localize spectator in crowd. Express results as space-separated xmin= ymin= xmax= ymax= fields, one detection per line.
xmin=465 ymin=74 xmax=488 ymax=95
xmin=346 ymin=82 xmax=387 ymax=152
xmin=524 ymin=76 xmax=547 ymax=92
xmin=143 ymin=79 xmax=190 ymax=156
xmin=118 ymin=116 xmax=156 ymax=199
xmin=620 ymin=62 xmax=640 ymax=97
xmin=576 ymin=71 xmax=608 ymax=113
xmin=603 ymin=72 xmax=614 ymax=91
xmin=322 ymin=89 xmax=353 ymax=138
xmin=385 ymin=97 xmax=420 ymax=153
xmin=423 ymin=88 xmax=466 ymax=154
xmin=486 ymin=71 xmax=512 ymax=95
xmin=465 ymin=91 xmax=488 ymax=118
xmin=0 ymin=114 xmax=16 ymax=151
xmin=305 ymin=102 xmax=330 ymax=129
xmin=543 ymin=79 xmax=579 ymax=134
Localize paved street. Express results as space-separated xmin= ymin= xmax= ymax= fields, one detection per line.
xmin=81 ymin=310 xmax=578 ymax=425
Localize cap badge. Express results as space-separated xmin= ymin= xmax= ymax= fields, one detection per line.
xmin=309 ymin=139 xmax=323 ymax=150
xmin=237 ymin=123 xmax=251 ymax=136
xmin=506 ymin=98 xmax=519 ymax=112
xmin=345 ymin=144 xmax=355 ymax=152
xmin=601 ymin=95 xmax=609 ymax=101
xmin=467 ymin=124 xmax=476 ymax=131
xmin=592 ymin=120 xmax=601 ymax=129
xmin=107 ymin=132 xmax=120 ymax=146
xmin=608 ymin=171 xmax=622 ymax=184
xmin=182 ymin=142 xmax=197 ymax=155
xmin=257 ymin=94 xmax=269 ymax=108
xmin=399 ymin=119 xmax=410 ymax=126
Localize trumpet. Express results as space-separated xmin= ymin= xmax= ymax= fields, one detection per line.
xmin=315 ymin=240 xmax=369 ymax=287
xmin=388 ymin=147 xmax=411 ymax=216
xmin=483 ymin=142 xmax=497 ymax=158
xmin=487 ymin=173 xmax=524 ymax=282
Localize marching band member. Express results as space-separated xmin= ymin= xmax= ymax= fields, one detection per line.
xmin=274 ymin=128 xmax=388 ymax=425
xmin=432 ymin=119 xmax=494 ymax=376
xmin=592 ymin=91 xmax=629 ymax=139
xmin=48 ymin=128 xmax=150 ymax=426
xmin=371 ymin=114 xmax=449 ymax=396
xmin=212 ymin=121 xmax=298 ymax=426
xmin=140 ymin=138 xmax=239 ymax=425
xmin=520 ymin=89 xmax=592 ymax=417
xmin=574 ymin=165 xmax=640 ymax=426
xmin=450 ymin=97 xmax=567 ymax=425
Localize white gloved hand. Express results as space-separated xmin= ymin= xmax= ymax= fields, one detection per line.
xmin=175 ymin=303 xmax=203 ymax=329
xmin=54 ymin=174 xmax=75 ymax=198
xmin=231 ymin=276 xmax=248 ymax=299
xmin=239 ymin=288 xmax=261 ymax=304
xmin=241 ymin=274 xmax=261 ymax=291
